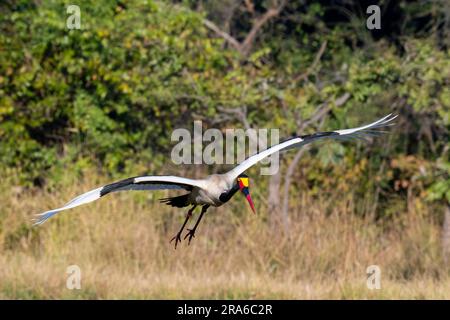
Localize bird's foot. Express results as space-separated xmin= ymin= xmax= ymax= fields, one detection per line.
xmin=183 ymin=228 xmax=196 ymax=245
xmin=170 ymin=232 xmax=183 ymax=249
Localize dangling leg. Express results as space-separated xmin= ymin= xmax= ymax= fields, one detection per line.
xmin=170 ymin=205 xmax=196 ymax=249
xmin=184 ymin=205 xmax=209 ymax=245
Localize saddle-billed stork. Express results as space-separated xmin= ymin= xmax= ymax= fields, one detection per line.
xmin=34 ymin=114 xmax=397 ymax=248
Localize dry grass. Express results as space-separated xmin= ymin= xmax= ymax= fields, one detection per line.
xmin=0 ymin=174 xmax=449 ymax=299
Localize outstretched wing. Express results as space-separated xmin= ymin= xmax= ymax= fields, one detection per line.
xmin=226 ymin=113 xmax=397 ymax=180
xmin=33 ymin=175 xmax=206 ymax=225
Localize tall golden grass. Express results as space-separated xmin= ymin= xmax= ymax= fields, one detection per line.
xmin=0 ymin=172 xmax=448 ymax=299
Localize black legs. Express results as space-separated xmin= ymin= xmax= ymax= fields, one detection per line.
xmin=170 ymin=205 xmax=210 ymax=248
xmin=184 ymin=205 xmax=209 ymax=245
xmin=170 ymin=205 xmax=196 ymax=249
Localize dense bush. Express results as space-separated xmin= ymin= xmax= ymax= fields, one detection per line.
xmin=0 ymin=0 xmax=448 ymax=213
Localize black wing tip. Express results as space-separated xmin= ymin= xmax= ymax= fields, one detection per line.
xmin=100 ymin=177 xmax=135 ymax=196
xmin=300 ymin=131 xmax=339 ymax=139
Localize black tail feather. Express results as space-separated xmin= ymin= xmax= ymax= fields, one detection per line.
xmin=160 ymin=194 xmax=190 ymax=208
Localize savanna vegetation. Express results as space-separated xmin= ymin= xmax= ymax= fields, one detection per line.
xmin=0 ymin=0 xmax=449 ymax=299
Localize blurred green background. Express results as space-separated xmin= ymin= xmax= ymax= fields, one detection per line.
xmin=1 ymin=0 xmax=448 ymax=207
xmin=0 ymin=0 xmax=449 ymax=239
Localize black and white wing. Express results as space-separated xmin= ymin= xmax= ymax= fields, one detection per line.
xmin=33 ymin=175 xmax=207 ymax=225
xmin=226 ymin=113 xmax=397 ymax=180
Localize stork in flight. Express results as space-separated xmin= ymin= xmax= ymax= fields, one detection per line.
xmin=34 ymin=114 xmax=397 ymax=248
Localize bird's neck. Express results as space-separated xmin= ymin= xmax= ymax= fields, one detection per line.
xmin=218 ymin=183 xmax=239 ymax=203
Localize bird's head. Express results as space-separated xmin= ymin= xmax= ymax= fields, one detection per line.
xmin=237 ymin=174 xmax=256 ymax=214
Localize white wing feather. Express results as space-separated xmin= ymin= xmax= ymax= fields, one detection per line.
xmin=226 ymin=113 xmax=397 ymax=179
xmin=33 ymin=187 xmax=103 ymax=226
xmin=134 ymin=175 xmax=207 ymax=188
xmin=226 ymin=137 xmax=304 ymax=180
xmin=33 ymin=175 xmax=205 ymax=226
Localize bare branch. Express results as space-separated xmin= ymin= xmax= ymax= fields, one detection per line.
xmin=295 ymin=40 xmax=328 ymax=82
xmin=203 ymin=0 xmax=286 ymax=57
xmin=311 ymin=40 xmax=328 ymax=70
xmin=240 ymin=0 xmax=286 ymax=56
xmin=203 ymin=19 xmax=242 ymax=52
xmin=244 ymin=0 xmax=255 ymax=15
xmin=217 ymin=106 xmax=251 ymax=128
xmin=299 ymin=92 xmax=350 ymax=130
xmin=334 ymin=92 xmax=351 ymax=106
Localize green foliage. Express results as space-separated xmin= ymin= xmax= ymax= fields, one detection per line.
xmin=427 ymin=159 xmax=450 ymax=203
xmin=0 ymin=0 xmax=449 ymax=216
xmin=0 ymin=0 xmax=232 ymax=182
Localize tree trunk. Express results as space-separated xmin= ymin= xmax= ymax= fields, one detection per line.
xmin=267 ymin=170 xmax=281 ymax=230
xmin=442 ymin=204 xmax=450 ymax=264
xmin=280 ymin=148 xmax=307 ymax=235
